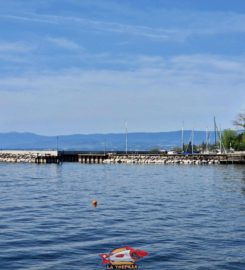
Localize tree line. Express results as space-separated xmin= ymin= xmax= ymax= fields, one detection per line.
xmin=222 ymin=113 xmax=245 ymax=151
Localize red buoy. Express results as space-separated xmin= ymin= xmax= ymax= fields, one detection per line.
xmin=92 ymin=200 xmax=97 ymax=208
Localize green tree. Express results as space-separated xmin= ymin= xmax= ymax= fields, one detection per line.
xmin=232 ymin=113 xmax=245 ymax=150
xmin=233 ymin=132 xmax=245 ymax=151
xmin=222 ymin=129 xmax=237 ymax=150
xmin=149 ymin=147 xmax=160 ymax=154
xmin=233 ymin=113 xmax=245 ymax=129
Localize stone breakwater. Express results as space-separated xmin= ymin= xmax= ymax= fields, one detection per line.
xmin=0 ymin=151 xmax=58 ymax=163
xmin=0 ymin=151 xmax=244 ymax=164
xmin=103 ymin=154 xmax=245 ymax=165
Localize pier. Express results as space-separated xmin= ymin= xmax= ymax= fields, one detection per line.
xmin=0 ymin=150 xmax=244 ymax=164
xmin=78 ymin=153 xmax=108 ymax=164
xmin=58 ymin=151 xmax=108 ymax=163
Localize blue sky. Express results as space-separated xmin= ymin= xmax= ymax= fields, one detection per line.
xmin=0 ymin=0 xmax=244 ymax=135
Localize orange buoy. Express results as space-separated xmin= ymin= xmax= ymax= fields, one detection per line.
xmin=92 ymin=200 xmax=97 ymax=208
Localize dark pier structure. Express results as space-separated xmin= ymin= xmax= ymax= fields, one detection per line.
xmin=219 ymin=153 xmax=245 ymax=164
xmin=34 ymin=151 xmax=245 ymax=165
xmin=58 ymin=151 xmax=108 ymax=164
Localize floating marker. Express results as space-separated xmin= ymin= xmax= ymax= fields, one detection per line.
xmin=92 ymin=200 xmax=97 ymax=208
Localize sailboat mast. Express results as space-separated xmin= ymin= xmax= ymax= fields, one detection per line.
xmin=56 ymin=136 xmax=59 ymax=152
xmin=125 ymin=121 xmax=128 ymax=154
xmin=181 ymin=123 xmax=184 ymax=152
xmin=219 ymin=127 xmax=222 ymax=154
xmin=205 ymin=127 xmax=209 ymax=153
xmin=214 ymin=116 xmax=217 ymax=145
xmin=191 ymin=129 xmax=194 ymax=154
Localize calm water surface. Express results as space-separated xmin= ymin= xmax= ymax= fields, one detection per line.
xmin=0 ymin=163 xmax=245 ymax=270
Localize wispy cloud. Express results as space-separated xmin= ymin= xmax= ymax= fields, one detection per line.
xmin=0 ymin=41 xmax=33 ymax=53
xmin=1 ymin=54 xmax=245 ymax=89
xmin=1 ymin=10 xmax=245 ymax=42
xmin=0 ymin=41 xmax=35 ymax=65
xmin=170 ymin=54 xmax=244 ymax=73
xmin=0 ymin=14 xmax=184 ymax=41
xmin=0 ymin=52 xmax=245 ymax=133
xmin=46 ymin=37 xmax=82 ymax=50
xmin=0 ymin=53 xmax=30 ymax=63
xmin=0 ymin=14 xmax=59 ymax=25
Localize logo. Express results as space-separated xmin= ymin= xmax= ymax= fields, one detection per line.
xmin=100 ymin=246 xmax=148 ymax=269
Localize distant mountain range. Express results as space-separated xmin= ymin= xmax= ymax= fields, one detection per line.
xmin=0 ymin=131 xmax=216 ymax=151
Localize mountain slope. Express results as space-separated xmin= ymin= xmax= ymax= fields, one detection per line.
xmin=0 ymin=131 xmax=215 ymax=151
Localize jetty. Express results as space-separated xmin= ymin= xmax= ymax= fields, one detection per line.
xmin=0 ymin=150 xmax=58 ymax=164
xmin=0 ymin=150 xmax=244 ymax=165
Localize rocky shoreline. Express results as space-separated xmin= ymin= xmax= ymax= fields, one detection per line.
xmin=0 ymin=151 xmax=58 ymax=164
xmin=103 ymin=154 xmax=222 ymax=165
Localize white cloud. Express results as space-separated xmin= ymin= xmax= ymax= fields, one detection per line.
xmin=0 ymin=53 xmax=29 ymax=63
xmin=1 ymin=54 xmax=244 ymax=93
xmin=0 ymin=41 xmax=35 ymax=64
xmin=0 ymin=54 xmax=244 ymax=134
xmin=0 ymin=14 xmax=59 ymax=25
xmin=170 ymin=54 xmax=245 ymax=73
xmin=1 ymin=10 xmax=245 ymax=42
xmin=0 ymin=41 xmax=33 ymax=53
xmin=46 ymin=37 xmax=82 ymax=50
xmin=0 ymin=14 xmax=186 ymax=41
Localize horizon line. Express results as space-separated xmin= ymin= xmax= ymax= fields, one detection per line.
xmin=0 ymin=129 xmax=227 ymax=137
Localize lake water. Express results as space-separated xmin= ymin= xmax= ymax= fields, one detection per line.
xmin=0 ymin=163 xmax=245 ymax=270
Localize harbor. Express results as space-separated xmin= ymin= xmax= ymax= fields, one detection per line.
xmin=0 ymin=150 xmax=244 ymax=165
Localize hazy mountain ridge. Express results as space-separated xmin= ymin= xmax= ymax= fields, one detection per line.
xmin=0 ymin=131 xmax=215 ymax=151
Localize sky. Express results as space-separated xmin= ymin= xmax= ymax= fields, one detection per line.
xmin=0 ymin=0 xmax=244 ymax=135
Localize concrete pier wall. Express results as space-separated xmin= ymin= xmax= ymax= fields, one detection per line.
xmin=78 ymin=154 xmax=107 ymax=164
